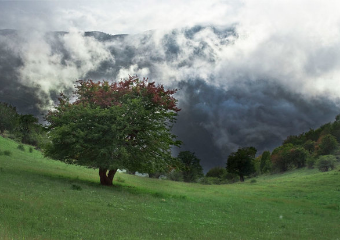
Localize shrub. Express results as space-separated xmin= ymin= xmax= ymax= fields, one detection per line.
xmin=206 ymin=167 xmax=227 ymax=178
xmin=306 ymin=156 xmax=316 ymax=169
xmin=316 ymin=155 xmax=336 ymax=172
xmin=224 ymin=172 xmax=239 ymax=183
xmin=250 ymin=179 xmax=257 ymax=183
xmin=29 ymin=147 xmax=33 ymax=153
xmin=17 ymin=144 xmax=25 ymax=151
xmin=166 ymin=170 xmax=183 ymax=182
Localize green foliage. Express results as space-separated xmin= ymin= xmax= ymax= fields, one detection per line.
xmin=283 ymin=134 xmax=306 ymax=146
xmin=206 ymin=167 xmax=227 ymax=178
xmin=177 ymin=151 xmax=203 ymax=182
xmin=289 ymin=147 xmax=308 ymax=168
xmin=304 ymin=128 xmax=323 ymax=142
xmin=44 ymin=76 xmax=180 ymax=185
xmin=303 ymin=140 xmax=315 ymax=153
xmin=199 ymin=177 xmax=223 ymax=185
xmin=316 ymin=134 xmax=338 ymax=156
xmin=260 ymin=151 xmax=271 ymax=173
xmin=306 ymin=156 xmax=316 ymax=169
xmin=226 ymin=147 xmax=257 ymax=182
xmin=316 ymin=155 xmax=336 ymax=172
xmin=271 ymin=144 xmax=308 ymax=172
xmin=166 ymin=169 xmax=183 ymax=182
xmin=0 ymin=102 xmax=19 ymax=134
xmin=224 ymin=172 xmax=239 ymax=182
xmin=271 ymin=144 xmax=294 ymax=172
xmin=17 ymin=144 xmax=25 ymax=151
xmin=18 ymin=114 xmax=39 ymax=145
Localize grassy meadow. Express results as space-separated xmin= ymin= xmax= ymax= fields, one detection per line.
xmin=0 ymin=136 xmax=340 ymax=240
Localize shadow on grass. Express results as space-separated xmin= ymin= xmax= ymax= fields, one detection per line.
xmin=2 ymin=166 xmax=187 ymax=200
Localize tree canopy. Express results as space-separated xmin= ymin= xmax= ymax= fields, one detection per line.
xmin=0 ymin=102 xmax=19 ymax=135
xmin=226 ymin=147 xmax=257 ymax=182
xmin=177 ymin=151 xmax=204 ymax=182
xmin=44 ymin=76 xmax=181 ymax=185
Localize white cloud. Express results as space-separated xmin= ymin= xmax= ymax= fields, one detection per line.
xmin=17 ymin=30 xmax=112 ymax=109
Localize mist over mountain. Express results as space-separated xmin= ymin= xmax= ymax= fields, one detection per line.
xmin=1 ymin=26 xmax=339 ymax=171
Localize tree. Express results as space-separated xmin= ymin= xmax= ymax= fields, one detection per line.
xmin=316 ymin=134 xmax=338 ymax=156
xmin=303 ymin=140 xmax=315 ymax=154
xmin=226 ymin=147 xmax=257 ymax=182
xmin=0 ymin=102 xmax=19 ymax=135
xmin=178 ymin=151 xmax=204 ymax=182
xmin=260 ymin=151 xmax=271 ymax=173
xmin=18 ymin=114 xmax=40 ymax=145
xmin=44 ymin=76 xmax=181 ymax=185
xmin=289 ymin=146 xmax=308 ymax=168
xmin=271 ymin=143 xmax=293 ymax=172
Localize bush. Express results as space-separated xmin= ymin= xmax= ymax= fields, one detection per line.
xmin=206 ymin=167 xmax=227 ymax=178
xmin=166 ymin=170 xmax=183 ymax=182
xmin=306 ymin=156 xmax=316 ymax=169
xmin=316 ymin=155 xmax=336 ymax=172
xmin=224 ymin=172 xmax=239 ymax=183
xmin=200 ymin=177 xmax=223 ymax=185
xmin=29 ymin=147 xmax=33 ymax=153
xmin=17 ymin=144 xmax=25 ymax=151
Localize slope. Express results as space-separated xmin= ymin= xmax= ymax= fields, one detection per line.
xmin=0 ymin=136 xmax=339 ymax=240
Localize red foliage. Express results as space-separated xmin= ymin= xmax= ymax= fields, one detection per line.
xmin=70 ymin=75 xmax=180 ymax=112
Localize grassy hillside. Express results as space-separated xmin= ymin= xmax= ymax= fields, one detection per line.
xmin=1 ymin=136 xmax=339 ymax=240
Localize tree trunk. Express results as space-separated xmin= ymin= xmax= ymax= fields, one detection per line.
xmin=239 ymin=174 xmax=244 ymax=182
xmin=99 ymin=168 xmax=117 ymax=186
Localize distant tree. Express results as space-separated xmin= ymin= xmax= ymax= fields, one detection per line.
xmin=206 ymin=167 xmax=227 ymax=179
xmin=271 ymin=144 xmax=308 ymax=171
xmin=18 ymin=114 xmax=39 ymax=145
xmin=289 ymin=146 xmax=308 ymax=168
xmin=283 ymin=134 xmax=305 ymax=146
xmin=330 ymin=115 xmax=340 ymax=142
xmin=0 ymin=102 xmax=19 ymax=134
xmin=303 ymin=140 xmax=315 ymax=154
xmin=316 ymin=134 xmax=338 ymax=156
xmin=316 ymin=155 xmax=336 ymax=172
xmin=44 ymin=76 xmax=181 ymax=186
xmin=226 ymin=147 xmax=257 ymax=182
xmin=178 ymin=151 xmax=204 ymax=182
xmin=260 ymin=151 xmax=271 ymax=173
xmin=271 ymin=144 xmax=294 ymax=172
xmin=304 ymin=128 xmax=323 ymax=142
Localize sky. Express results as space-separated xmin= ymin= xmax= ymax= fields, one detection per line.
xmin=1 ymin=0 xmax=340 ymax=171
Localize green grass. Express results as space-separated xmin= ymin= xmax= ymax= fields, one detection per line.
xmin=1 ymin=137 xmax=340 ymax=240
